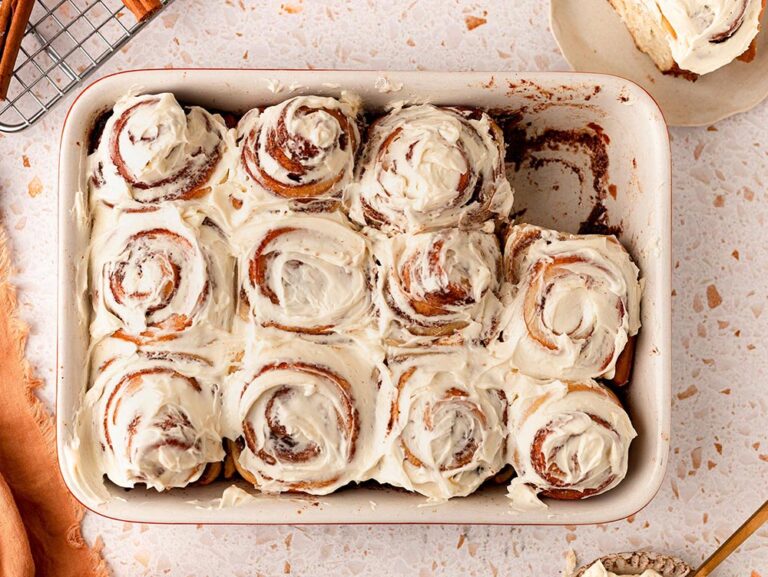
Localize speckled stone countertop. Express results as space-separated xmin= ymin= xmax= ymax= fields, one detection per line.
xmin=1 ymin=1 xmax=766 ymax=575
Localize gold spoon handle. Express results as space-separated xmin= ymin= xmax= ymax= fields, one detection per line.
xmin=692 ymin=499 xmax=768 ymax=577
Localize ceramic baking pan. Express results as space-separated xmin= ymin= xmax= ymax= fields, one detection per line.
xmin=57 ymin=70 xmax=671 ymax=524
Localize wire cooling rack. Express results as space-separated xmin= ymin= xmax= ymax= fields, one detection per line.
xmin=0 ymin=0 xmax=173 ymax=133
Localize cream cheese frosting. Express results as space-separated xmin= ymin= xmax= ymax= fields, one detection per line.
xmin=228 ymin=95 xmax=360 ymax=217
xmin=72 ymin=90 xmax=644 ymax=504
xmin=234 ymin=213 xmax=374 ymax=337
xmin=373 ymin=226 xmax=507 ymax=347
xmin=88 ymin=205 xmax=234 ymax=343
xmin=222 ymin=338 xmax=390 ymax=495
xmin=344 ymin=104 xmax=513 ymax=233
xmin=495 ymin=224 xmax=641 ymax=381
xmin=581 ymin=561 xmax=663 ymax=577
xmin=506 ymin=375 xmax=636 ymax=503
xmin=640 ymin=0 xmax=764 ymax=74
xmin=79 ymin=342 xmax=225 ymax=492
xmin=88 ymin=92 xmax=232 ymax=207
xmin=374 ymin=350 xmax=508 ymax=500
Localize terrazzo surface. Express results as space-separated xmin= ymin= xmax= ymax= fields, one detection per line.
xmin=0 ymin=0 xmax=766 ymax=575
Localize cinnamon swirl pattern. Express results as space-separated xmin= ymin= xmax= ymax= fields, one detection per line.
xmin=374 ymin=228 xmax=505 ymax=346
xmin=506 ymin=376 xmax=636 ymax=500
xmin=375 ymin=352 xmax=508 ymax=499
xmin=83 ymin=349 xmax=225 ymax=491
xmin=76 ymin=90 xmax=646 ymax=504
xmin=496 ymin=224 xmax=641 ymax=383
xmin=345 ymin=104 xmax=513 ymax=234
xmin=89 ymin=207 xmax=234 ymax=344
xmin=89 ymin=93 xmax=229 ymax=207
xmin=237 ymin=214 xmax=373 ymax=336
xmin=223 ymin=340 xmax=386 ymax=494
xmin=228 ymin=95 xmax=360 ymax=216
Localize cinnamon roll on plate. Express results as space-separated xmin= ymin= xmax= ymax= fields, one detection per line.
xmin=81 ymin=345 xmax=225 ymax=491
xmin=373 ymin=227 xmax=506 ymax=347
xmin=345 ymin=104 xmax=513 ymax=234
xmin=222 ymin=339 xmax=389 ymax=495
xmin=506 ymin=376 xmax=636 ymax=502
xmin=494 ymin=224 xmax=641 ymax=384
xmin=88 ymin=206 xmax=234 ymax=345
xmin=608 ymin=0 xmax=765 ymax=77
xmin=375 ymin=351 xmax=508 ymax=500
xmin=235 ymin=213 xmax=374 ymax=338
xmin=89 ymin=92 xmax=231 ymax=208
xmin=222 ymin=95 xmax=360 ymax=222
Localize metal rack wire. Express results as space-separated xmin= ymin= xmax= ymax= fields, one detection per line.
xmin=0 ymin=0 xmax=173 ymax=133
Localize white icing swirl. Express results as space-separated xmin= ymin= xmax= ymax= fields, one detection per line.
xmin=82 ymin=348 xmax=225 ymax=491
xmin=72 ymin=91 xmax=647 ymax=504
xmin=495 ymin=224 xmax=641 ymax=381
xmin=233 ymin=95 xmax=360 ymax=214
xmin=222 ymin=339 xmax=388 ymax=494
xmin=345 ymin=104 xmax=513 ymax=233
xmin=375 ymin=351 xmax=508 ymax=500
xmin=89 ymin=92 xmax=231 ymax=206
xmin=235 ymin=214 xmax=373 ymax=336
xmin=507 ymin=376 xmax=636 ymax=500
xmin=89 ymin=206 xmax=234 ymax=343
xmin=374 ymin=227 xmax=506 ymax=346
xmin=641 ymin=0 xmax=763 ymax=74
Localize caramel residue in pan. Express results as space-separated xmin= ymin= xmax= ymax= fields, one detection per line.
xmin=498 ymin=103 xmax=623 ymax=237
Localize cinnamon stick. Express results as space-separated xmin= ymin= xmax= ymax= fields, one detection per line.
xmin=122 ymin=0 xmax=161 ymax=22
xmin=0 ymin=0 xmax=15 ymax=53
xmin=0 ymin=0 xmax=35 ymax=101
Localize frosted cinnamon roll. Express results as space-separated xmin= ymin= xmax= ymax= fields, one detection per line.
xmin=236 ymin=214 xmax=373 ymax=336
xmin=496 ymin=224 xmax=641 ymax=383
xmin=232 ymin=95 xmax=360 ymax=215
xmin=89 ymin=92 xmax=230 ymax=207
xmin=223 ymin=339 xmax=386 ymax=494
xmin=374 ymin=228 xmax=505 ymax=346
xmin=89 ymin=206 xmax=234 ymax=344
xmin=608 ymin=0 xmax=765 ymax=76
xmin=507 ymin=377 xmax=636 ymax=501
xmin=83 ymin=349 xmax=225 ymax=491
xmin=375 ymin=352 xmax=508 ymax=500
xmin=345 ymin=105 xmax=513 ymax=234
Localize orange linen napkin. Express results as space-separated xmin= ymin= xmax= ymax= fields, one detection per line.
xmin=0 ymin=228 xmax=108 ymax=577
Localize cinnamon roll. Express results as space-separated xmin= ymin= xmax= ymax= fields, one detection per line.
xmin=374 ymin=228 xmax=505 ymax=346
xmin=375 ymin=352 xmax=508 ymax=500
xmin=222 ymin=339 xmax=386 ymax=494
xmin=608 ymin=0 xmax=765 ymax=76
xmin=345 ymin=105 xmax=513 ymax=234
xmin=507 ymin=377 xmax=636 ymax=500
xmin=495 ymin=224 xmax=641 ymax=383
xmin=82 ymin=348 xmax=225 ymax=491
xmin=236 ymin=214 xmax=374 ymax=336
xmin=232 ymin=95 xmax=360 ymax=215
xmin=89 ymin=93 xmax=230 ymax=206
xmin=89 ymin=206 xmax=234 ymax=344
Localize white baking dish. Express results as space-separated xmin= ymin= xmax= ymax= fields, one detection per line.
xmin=57 ymin=69 xmax=671 ymax=525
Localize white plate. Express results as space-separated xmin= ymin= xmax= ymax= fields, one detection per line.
xmin=551 ymin=0 xmax=768 ymax=126
xmin=57 ymin=69 xmax=671 ymax=525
